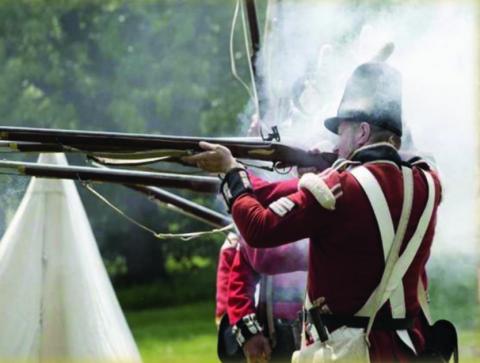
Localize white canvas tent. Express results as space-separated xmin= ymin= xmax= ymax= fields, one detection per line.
xmin=0 ymin=153 xmax=142 ymax=362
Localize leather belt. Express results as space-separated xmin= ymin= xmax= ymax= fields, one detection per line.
xmin=321 ymin=314 xmax=414 ymax=330
xmin=308 ymin=307 xmax=415 ymax=342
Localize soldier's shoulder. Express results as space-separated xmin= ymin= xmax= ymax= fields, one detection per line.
xmin=298 ymin=167 xmax=343 ymax=210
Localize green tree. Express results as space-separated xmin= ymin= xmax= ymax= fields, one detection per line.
xmin=0 ymin=0 xmax=250 ymax=288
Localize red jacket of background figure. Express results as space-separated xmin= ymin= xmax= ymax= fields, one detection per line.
xmin=215 ymin=233 xmax=239 ymax=327
xmin=227 ymin=237 xmax=308 ymax=326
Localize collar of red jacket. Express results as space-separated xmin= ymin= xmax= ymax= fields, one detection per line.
xmin=349 ymin=142 xmax=402 ymax=167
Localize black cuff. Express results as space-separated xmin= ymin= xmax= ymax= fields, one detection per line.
xmin=231 ymin=313 xmax=263 ymax=347
xmin=220 ymin=168 xmax=252 ymax=211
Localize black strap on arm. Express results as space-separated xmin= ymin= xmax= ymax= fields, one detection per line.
xmin=220 ymin=168 xmax=253 ymax=211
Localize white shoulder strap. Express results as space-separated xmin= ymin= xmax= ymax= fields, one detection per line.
xmin=304 ymin=166 xmax=435 ymax=347
xmin=351 ymin=165 xmax=417 ymax=351
xmin=377 ymin=170 xmax=436 ymax=309
xmin=350 ymin=166 xmax=409 ymax=318
xmin=417 ymin=278 xmax=433 ymax=325
xmin=350 ymin=166 xmax=414 ymax=318
xmin=349 ymin=166 xmax=395 ymax=260
xmin=357 ymin=168 xmax=435 ymax=341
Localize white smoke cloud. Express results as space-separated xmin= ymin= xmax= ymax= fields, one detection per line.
xmin=256 ymin=0 xmax=478 ymax=256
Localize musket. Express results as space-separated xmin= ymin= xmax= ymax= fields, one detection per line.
xmin=0 ymin=126 xmax=337 ymax=170
xmin=82 ymin=160 xmax=231 ymax=228
xmin=0 ymin=159 xmax=220 ymax=193
xmin=128 ymin=185 xmax=231 ymax=228
xmin=0 ymin=158 xmax=231 ymax=231
xmin=0 ymin=142 xmax=231 ymax=227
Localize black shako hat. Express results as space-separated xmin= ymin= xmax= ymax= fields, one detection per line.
xmin=324 ymin=62 xmax=402 ymax=136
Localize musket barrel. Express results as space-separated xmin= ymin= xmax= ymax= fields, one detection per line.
xmin=0 ymin=160 xmax=220 ymax=193
xmin=128 ymin=185 xmax=231 ymax=228
xmin=0 ymin=126 xmax=265 ymax=148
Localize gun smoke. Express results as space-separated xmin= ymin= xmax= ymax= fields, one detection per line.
xmin=253 ymin=0 xmax=478 ymax=257
xmin=242 ymin=0 xmax=478 ymax=328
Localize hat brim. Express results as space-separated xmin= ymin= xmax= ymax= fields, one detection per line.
xmin=324 ymin=115 xmax=372 ymax=135
xmin=325 ymin=116 xmax=403 ymax=137
xmin=324 ymin=117 xmax=341 ymax=134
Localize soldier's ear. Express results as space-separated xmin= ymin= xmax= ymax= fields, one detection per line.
xmin=356 ymin=122 xmax=372 ymax=146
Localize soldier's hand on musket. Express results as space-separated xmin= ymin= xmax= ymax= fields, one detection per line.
xmin=297 ymin=147 xmax=322 ymax=177
xmin=243 ymin=333 xmax=272 ymax=363
xmin=182 ymin=141 xmax=243 ymax=173
xmin=297 ymin=141 xmax=336 ymax=176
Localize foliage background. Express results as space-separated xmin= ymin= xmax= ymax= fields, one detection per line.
xmin=0 ymin=0 xmax=251 ymax=296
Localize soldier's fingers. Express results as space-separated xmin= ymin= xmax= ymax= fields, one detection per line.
xmin=181 ymin=153 xmax=204 ymax=164
xmin=198 ymin=161 xmax=218 ymax=172
xmin=199 ymin=141 xmax=219 ymax=151
xmin=200 ymin=141 xmax=233 ymax=156
xmin=321 ymin=304 xmax=332 ymax=314
xmin=180 ymin=154 xmax=195 ymax=165
xmin=246 ymin=348 xmax=262 ymax=363
xmin=312 ymin=296 xmax=326 ymax=306
xmin=183 ymin=150 xmax=216 ymax=163
xmin=196 ymin=160 xmax=207 ymax=170
xmin=263 ymin=340 xmax=272 ymax=359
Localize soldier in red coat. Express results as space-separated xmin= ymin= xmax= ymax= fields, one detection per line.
xmin=186 ymin=62 xmax=446 ymax=362
xmin=227 ymin=237 xmax=308 ymax=363
xmin=216 ymin=233 xmax=240 ymax=328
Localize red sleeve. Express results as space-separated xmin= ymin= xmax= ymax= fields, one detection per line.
xmin=247 ymin=171 xmax=299 ymax=206
xmin=231 ymin=187 xmax=328 ymax=248
xmin=232 ymin=169 xmax=342 ymax=248
xmin=227 ymin=246 xmax=260 ymax=325
xmin=248 ymin=172 xmax=270 ymax=188
xmin=215 ymin=239 xmax=238 ymax=319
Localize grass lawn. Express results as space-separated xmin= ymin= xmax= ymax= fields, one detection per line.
xmin=126 ymin=301 xmax=480 ymax=363
xmin=127 ymin=301 xmax=219 ymax=363
xmin=459 ymin=329 xmax=480 ymax=362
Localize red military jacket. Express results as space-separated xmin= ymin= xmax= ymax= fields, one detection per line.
xmin=228 ymin=143 xmax=442 ymax=362
xmin=215 ymin=233 xmax=239 ymax=325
